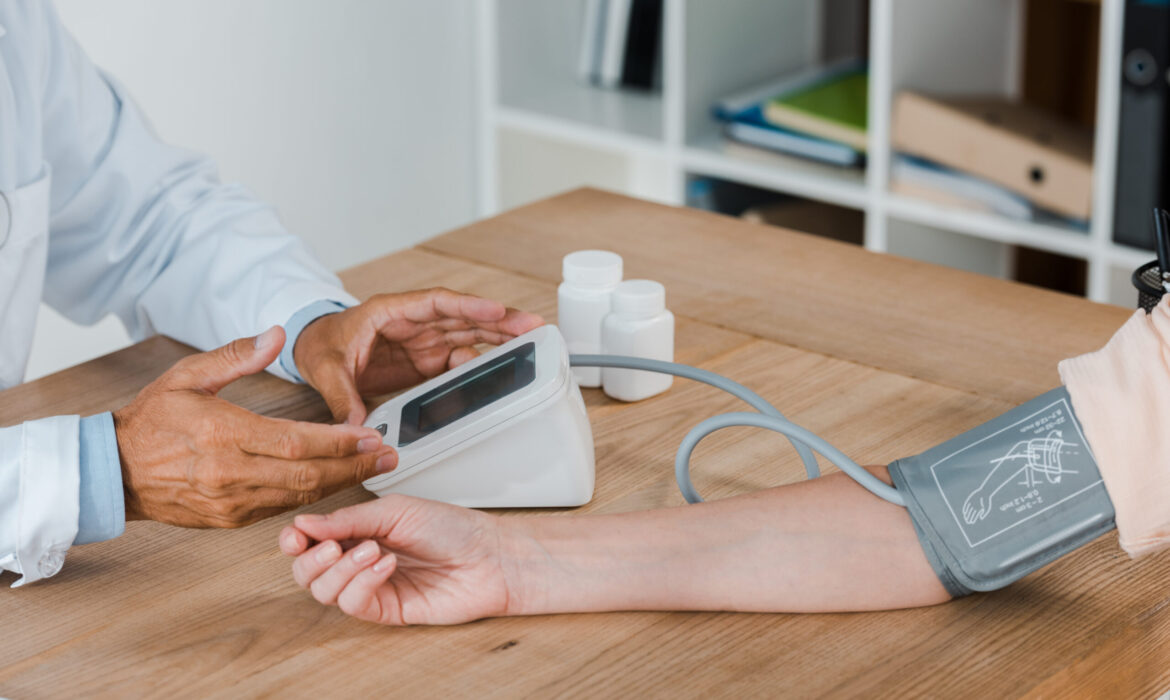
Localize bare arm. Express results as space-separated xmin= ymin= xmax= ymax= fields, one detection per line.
xmin=508 ymin=467 xmax=950 ymax=616
xmin=280 ymin=466 xmax=950 ymax=626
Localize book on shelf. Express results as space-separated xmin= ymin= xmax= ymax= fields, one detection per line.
xmin=620 ymin=0 xmax=662 ymax=90
xmin=761 ymin=63 xmax=868 ymax=152
xmin=891 ymin=155 xmax=1035 ymax=221
xmin=892 ymin=92 xmax=1094 ymax=220
xmin=598 ymin=0 xmax=631 ymax=88
xmin=712 ymin=59 xmax=862 ymax=121
xmin=577 ymin=0 xmax=609 ymax=83
xmin=723 ymin=120 xmax=862 ymax=167
xmin=578 ymin=0 xmax=662 ymax=91
xmin=711 ymin=62 xmax=865 ymax=168
xmin=891 ymin=155 xmax=1090 ymax=230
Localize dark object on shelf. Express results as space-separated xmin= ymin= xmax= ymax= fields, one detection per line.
xmin=578 ymin=0 xmax=662 ymax=92
xmin=685 ymin=176 xmax=864 ymax=246
xmin=620 ymin=0 xmax=662 ymax=91
xmin=1022 ymin=0 xmax=1099 ymax=129
xmin=1112 ymin=0 xmax=1170 ymax=250
xmin=1012 ymin=247 xmax=1087 ymax=297
xmin=1155 ymin=207 xmax=1170 ymax=279
xmin=1133 ymin=260 xmax=1165 ymax=313
xmin=819 ymin=0 xmax=869 ymax=64
xmin=741 ymin=200 xmax=864 ymax=246
xmin=686 ymin=177 xmax=784 ymax=216
xmin=1130 ymin=209 xmax=1170 ymax=312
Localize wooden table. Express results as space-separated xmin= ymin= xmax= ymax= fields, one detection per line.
xmin=1 ymin=189 xmax=1166 ymax=698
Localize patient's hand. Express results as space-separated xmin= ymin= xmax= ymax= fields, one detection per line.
xmin=280 ymin=495 xmax=519 ymax=625
xmin=281 ymin=467 xmax=953 ymax=624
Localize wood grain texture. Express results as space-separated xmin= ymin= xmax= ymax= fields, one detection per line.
xmin=1 ymin=190 xmax=1167 ymax=699
xmin=422 ymin=188 xmax=1133 ymax=404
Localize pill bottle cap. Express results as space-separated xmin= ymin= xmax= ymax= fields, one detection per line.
xmin=611 ymin=279 xmax=666 ymax=318
xmin=563 ymin=250 xmax=623 ymax=289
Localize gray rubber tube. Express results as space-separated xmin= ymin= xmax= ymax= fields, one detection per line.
xmin=569 ymin=354 xmax=906 ymax=507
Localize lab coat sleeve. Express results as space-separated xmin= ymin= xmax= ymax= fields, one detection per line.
xmin=35 ymin=1 xmax=358 ymax=382
xmin=0 ymin=416 xmax=80 ymax=587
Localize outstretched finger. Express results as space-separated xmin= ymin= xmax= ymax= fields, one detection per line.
xmin=430 ymin=318 xmax=476 ymax=332
xmin=248 ymin=451 xmax=396 ymax=495
xmin=362 ymin=289 xmax=504 ymax=331
xmin=428 ymin=308 xmax=544 ymax=337
xmin=236 ymin=411 xmax=383 ymax=460
xmin=497 ymin=308 xmax=545 ymax=336
xmin=311 ymin=363 xmax=369 ymax=425
xmin=403 ymin=288 xmax=507 ymax=325
xmin=337 ymin=553 xmax=399 ymax=623
xmin=448 ymin=345 xmax=480 ymax=370
xmin=162 ymin=327 xmax=286 ymax=395
xmin=437 ymin=328 xmax=514 ymax=348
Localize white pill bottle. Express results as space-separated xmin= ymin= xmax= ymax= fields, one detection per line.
xmin=558 ymin=250 xmax=623 ymax=387
xmin=601 ymin=280 xmax=674 ymax=402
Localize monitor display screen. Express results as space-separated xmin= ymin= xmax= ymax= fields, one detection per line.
xmin=398 ymin=342 xmax=537 ymax=446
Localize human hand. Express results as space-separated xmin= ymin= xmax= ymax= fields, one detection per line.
xmin=113 ymin=327 xmax=399 ymax=528
xmin=291 ymin=288 xmax=544 ymax=424
xmin=280 ymin=495 xmax=524 ymax=625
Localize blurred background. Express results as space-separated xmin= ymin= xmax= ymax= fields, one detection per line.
xmin=29 ymin=0 xmax=1168 ymax=378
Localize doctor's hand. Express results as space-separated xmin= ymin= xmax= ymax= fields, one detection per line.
xmin=291 ymin=288 xmax=544 ymax=425
xmin=280 ymin=495 xmax=520 ymax=625
xmin=113 ymin=327 xmax=398 ymax=529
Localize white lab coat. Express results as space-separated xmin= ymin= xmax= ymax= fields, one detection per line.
xmin=0 ymin=1 xmax=358 ymax=585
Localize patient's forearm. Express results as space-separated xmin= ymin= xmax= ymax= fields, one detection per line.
xmin=504 ymin=467 xmax=951 ymax=615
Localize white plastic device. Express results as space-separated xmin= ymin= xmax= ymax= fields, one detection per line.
xmin=361 ymin=325 xmax=595 ymax=507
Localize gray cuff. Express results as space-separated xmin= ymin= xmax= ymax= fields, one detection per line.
xmin=887 ymin=387 xmax=1115 ymax=595
xmin=889 ymin=460 xmax=972 ymax=598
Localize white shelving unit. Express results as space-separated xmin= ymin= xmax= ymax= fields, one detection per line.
xmin=475 ymin=0 xmax=1150 ymax=306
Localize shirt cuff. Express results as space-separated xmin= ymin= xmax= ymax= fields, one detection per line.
xmin=279 ymin=300 xmax=350 ymax=383
xmin=75 ymin=412 xmax=126 ymax=545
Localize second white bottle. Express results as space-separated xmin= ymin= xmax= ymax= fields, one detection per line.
xmin=601 ymin=280 xmax=674 ymax=402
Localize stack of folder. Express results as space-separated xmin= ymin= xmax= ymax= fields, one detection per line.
xmin=578 ymin=0 xmax=663 ymax=92
xmin=712 ymin=60 xmax=868 ymax=168
xmin=891 ymin=92 xmax=1094 ymax=226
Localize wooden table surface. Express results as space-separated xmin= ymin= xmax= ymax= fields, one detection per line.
xmin=2 ymin=188 xmax=1166 ymax=698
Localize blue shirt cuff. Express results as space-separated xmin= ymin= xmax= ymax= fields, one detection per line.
xmin=279 ymin=300 xmax=350 ymax=383
xmin=75 ymin=412 xmax=126 ymax=545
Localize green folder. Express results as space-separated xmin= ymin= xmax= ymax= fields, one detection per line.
xmin=763 ymin=69 xmax=868 ymax=151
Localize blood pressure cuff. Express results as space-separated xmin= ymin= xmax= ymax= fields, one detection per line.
xmin=888 ymin=387 xmax=1116 ymax=597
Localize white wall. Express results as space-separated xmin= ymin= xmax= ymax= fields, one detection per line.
xmin=27 ymin=0 xmax=478 ymax=380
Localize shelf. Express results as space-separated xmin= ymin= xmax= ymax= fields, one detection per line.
xmin=495 ymin=101 xmax=664 ymax=159
xmin=498 ymin=80 xmax=665 ymax=147
xmin=884 ymin=194 xmax=1094 ymax=259
xmin=482 ymin=0 xmax=1129 ymax=303
xmin=493 ymin=0 xmax=665 ymax=149
xmin=495 ymin=127 xmax=676 ymax=211
xmin=886 ymin=217 xmax=1011 ymax=279
xmin=683 ymin=129 xmax=868 ymax=210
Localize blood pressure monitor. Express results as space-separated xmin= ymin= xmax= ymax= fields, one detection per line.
xmin=362 ymin=325 xmax=595 ymax=507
